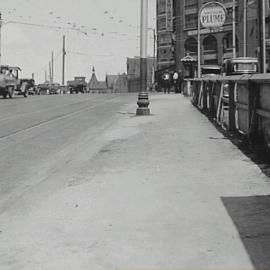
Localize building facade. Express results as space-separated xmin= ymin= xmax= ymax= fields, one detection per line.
xmin=156 ymin=0 xmax=176 ymax=72
xmin=174 ymin=0 xmax=270 ymax=77
xmin=127 ymin=57 xmax=156 ymax=92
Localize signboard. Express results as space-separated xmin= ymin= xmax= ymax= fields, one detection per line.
xmin=200 ymin=2 xmax=226 ymax=29
xmin=187 ymin=24 xmax=232 ymax=36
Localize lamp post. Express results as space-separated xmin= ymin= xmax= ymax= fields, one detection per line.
xmin=136 ymin=0 xmax=150 ymax=116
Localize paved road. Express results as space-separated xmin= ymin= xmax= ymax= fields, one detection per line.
xmin=1 ymin=93 xmax=270 ymax=270
xmin=0 ymin=94 xmax=136 ymax=213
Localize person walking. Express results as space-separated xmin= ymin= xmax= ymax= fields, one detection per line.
xmin=173 ymin=71 xmax=179 ymax=93
xmin=162 ymin=72 xmax=170 ymax=94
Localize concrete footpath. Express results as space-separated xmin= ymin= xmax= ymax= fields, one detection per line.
xmin=1 ymin=94 xmax=270 ymax=270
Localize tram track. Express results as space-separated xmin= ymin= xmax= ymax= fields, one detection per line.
xmin=0 ymin=95 xmax=109 ymax=123
xmin=0 ymin=95 xmax=121 ymax=141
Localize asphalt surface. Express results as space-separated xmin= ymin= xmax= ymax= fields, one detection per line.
xmin=1 ymin=93 xmax=270 ymax=270
xmin=0 ymin=94 xmax=135 ymax=213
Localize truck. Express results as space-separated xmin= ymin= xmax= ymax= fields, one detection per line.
xmin=67 ymin=77 xmax=87 ymax=94
xmin=0 ymin=65 xmax=30 ymax=98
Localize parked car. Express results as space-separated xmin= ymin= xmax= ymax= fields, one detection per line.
xmin=223 ymin=57 xmax=259 ymax=76
xmin=201 ymin=65 xmax=222 ymax=77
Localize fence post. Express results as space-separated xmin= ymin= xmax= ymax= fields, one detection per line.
xmin=229 ymin=81 xmax=236 ymax=132
xmin=248 ymin=80 xmax=259 ymax=143
xmin=203 ymin=81 xmax=208 ymax=112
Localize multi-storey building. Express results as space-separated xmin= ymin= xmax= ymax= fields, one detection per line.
xmin=174 ymin=0 xmax=270 ymax=77
xmin=127 ymin=57 xmax=156 ymax=92
xmin=156 ymin=0 xmax=176 ymax=72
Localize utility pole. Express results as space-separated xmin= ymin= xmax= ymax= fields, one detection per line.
xmin=0 ymin=12 xmax=3 ymax=67
xmin=49 ymin=61 xmax=52 ymax=83
xmin=45 ymin=70 xmax=47 ymax=82
xmin=243 ymin=0 xmax=247 ymax=57
xmin=62 ymin=35 xmax=66 ymax=85
xmin=153 ymin=28 xmax=156 ymax=60
xmin=260 ymin=0 xmax=266 ymax=73
xmin=232 ymin=0 xmax=236 ymax=58
xmin=136 ymin=0 xmax=150 ymax=116
xmin=51 ymin=51 xmax=54 ymax=83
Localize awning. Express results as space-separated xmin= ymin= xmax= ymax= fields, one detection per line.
xmin=181 ymin=54 xmax=197 ymax=62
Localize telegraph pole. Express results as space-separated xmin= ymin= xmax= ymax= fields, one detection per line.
xmin=0 ymin=12 xmax=3 ymax=67
xmin=243 ymin=0 xmax=247 ymax=57
xmin=51 ymin=51 xmax=54 ymax=83
xmin=232 ymin=0 xmax=236 ymax=58
xmin=136 ymin=0 xmax=150 ymax=116
xmin=49 ymin=61 xmax=52 ymax=83
xmin=260 ymin=0 xmax=266 ymax=73
xmin=153 ymin=28 xmax=156 ymax=60
xmin=62 ymin=35 xmax=66 ymax=85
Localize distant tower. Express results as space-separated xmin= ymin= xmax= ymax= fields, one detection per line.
xmin=92 ymin=66 xmax=95 ymax=74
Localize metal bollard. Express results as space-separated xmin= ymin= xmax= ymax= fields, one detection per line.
xmin=136 ymin=92 xmax=150 ymax=116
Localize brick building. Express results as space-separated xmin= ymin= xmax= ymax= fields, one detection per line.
xmin=156 ymin=0 xmax=176 ymax=72
xmin=174 ymin=0 xmax=270 ymax=77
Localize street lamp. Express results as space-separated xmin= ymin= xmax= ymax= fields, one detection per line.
xmin=136 ymin=0 xmax=150 ymax=116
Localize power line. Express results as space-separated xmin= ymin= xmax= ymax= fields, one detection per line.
xmin=67 ymin=50 xmax=115 ymax=57
xmin=3 ymin=20 xmax=87 ymax=35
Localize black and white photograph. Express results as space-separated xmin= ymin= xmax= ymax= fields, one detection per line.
xmin=0 ymin=0 xmax=270 ymax=269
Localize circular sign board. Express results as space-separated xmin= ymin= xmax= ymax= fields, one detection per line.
xmin=200 ymin=2 xmax=227 ymax=29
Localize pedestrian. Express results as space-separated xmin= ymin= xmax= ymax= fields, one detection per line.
xmin=162 ymin=72 xmax=170 ymax=94
xmin=173 ymin=71 xmax=179 ymax=93
xmin=178 ymin=71 xmax=183 ymax=94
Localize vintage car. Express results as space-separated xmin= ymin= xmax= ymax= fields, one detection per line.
xmin=37 ymin=82 xmax=62 ymax=95
xmin=20 ymin=78 xmax=36 ymax=95
xmin=223 ymin=57 xmax=259 ymax=76
xmin=0 ymin=66 xmax=29 ymax=98
xmin=67 ymin=76 xmax=87 ymax=94
xmin=201 ymin=65 xmax=222 ymax=77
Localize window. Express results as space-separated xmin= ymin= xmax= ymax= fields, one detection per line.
xmin=203 ymin=35 xmax=217 ymax=52
xmin=157 ymin=0 xmax=166 ymax=15
xmin=225 ymin=7 xmax=238 ymax=24
xmin=185 ymin=38 xmax=198 ymax=54
xmin=222 ymin=33 xmax=238 ymax=52
xmin=185 ymin=13 xmax=198 ymax=29
xmin=157 ymin=17 xmax=167 ymax=31
xmin=185 ymin=0 xmax=197 ymax=9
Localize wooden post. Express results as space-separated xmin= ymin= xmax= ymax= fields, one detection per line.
xmin=216 ymin=82 xmax=224 ymax=123
xmin=229 ymin=81 xmax=236 ymax=132
xmin=248 ymin=80 xmax=259 ymax=143
xmin=209 ymin=81 xmax=216 ymax=118
xmin=203 ymin=81 xmax=208 ymax=112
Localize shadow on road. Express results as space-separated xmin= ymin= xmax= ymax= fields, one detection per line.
xmin=222 ymin=195 xmax=270 ymax=269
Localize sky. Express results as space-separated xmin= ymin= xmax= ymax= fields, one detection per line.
xmin=1 ymin=0 xmax=156 ymax=84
